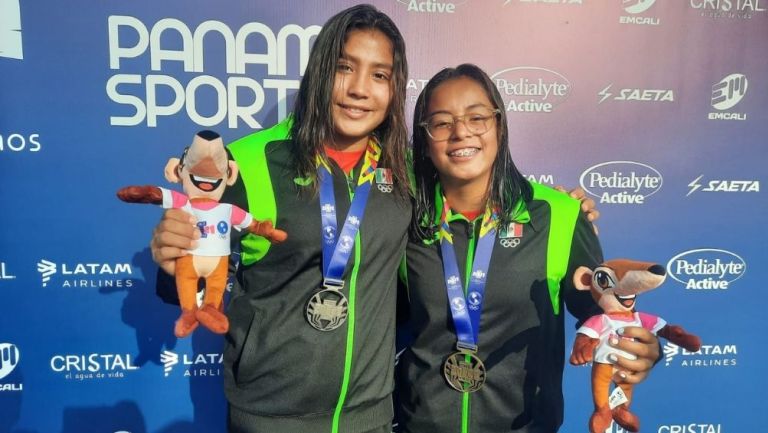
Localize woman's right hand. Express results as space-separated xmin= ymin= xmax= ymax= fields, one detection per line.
xmin=150 ymin=208 xmax=199 ymax=276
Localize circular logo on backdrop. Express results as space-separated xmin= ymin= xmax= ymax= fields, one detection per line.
xmin=623 ymin=0 xmax=657 ymax=14
xmin=0 ymin=343 xmax=20 ymax=380
xmin=666 ymin=249 xmax=746 ymax=290
xmin=490 ymin=67 xmax=571 ymax=113
xmin=579 ymin=161 xmax=663 ymax=205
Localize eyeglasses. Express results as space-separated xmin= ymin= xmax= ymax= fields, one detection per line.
xmin=419 ymin=107 xmax=501 ymax=142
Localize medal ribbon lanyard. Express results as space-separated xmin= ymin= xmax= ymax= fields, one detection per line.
xmin=438 ymin=200 xmax=497 ymax=352
xmin=318 ymin=139 xmax=381 ymax=287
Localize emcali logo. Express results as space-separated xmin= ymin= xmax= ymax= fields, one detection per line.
xmin=709 ymin=74 xmax=748 ymax=121
xmin=580 ymin=161 xmax=663 ymax=204
xmin=620 ymin=0 xmax=661 ymax=25
xmin=0 ymin=343 xmax=23 ymax=392
xmin=687 ymin=175 xmax=759 ymax=196
xmin=667 ymin=248 xmax=746 ymax=290
xmin=397 ymin=0 xmax=467 ymax=13
xmin=491 ymin=67 xmax=571 ymax=113
xmin=0 ymin=0 xmax=23 ymax=59
xmin=598 ymin=84 xmax=674 ymax=104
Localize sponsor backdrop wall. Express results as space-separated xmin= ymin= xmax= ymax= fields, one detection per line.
xmin=1 ymin=0 xmax=766 ymax=432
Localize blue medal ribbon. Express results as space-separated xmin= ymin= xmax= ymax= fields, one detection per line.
xmin=438 ymin=200 xmax=497 ymax=352
xmin=318 ymin=139 xmax=381 ymax=287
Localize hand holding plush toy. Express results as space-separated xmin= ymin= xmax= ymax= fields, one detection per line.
xmin=569 ymin=259 xmax=701 ymax=433
xmin=117 ymin=130 xmax=287 ymax=338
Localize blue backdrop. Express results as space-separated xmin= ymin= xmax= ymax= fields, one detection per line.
xmin=1 ymin=0 xmax=766 ymax=432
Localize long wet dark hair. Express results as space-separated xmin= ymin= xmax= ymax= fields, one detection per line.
xmin=410 ymin=63 xmax=533 ymax=240
xmin=290 ymin=4 xmax=409 ymax=198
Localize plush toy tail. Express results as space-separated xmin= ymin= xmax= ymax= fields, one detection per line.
xmin=658 ymin=324 xmax=702 ymax=352
xmin=117 ymin=185 xmax=163 ymax=204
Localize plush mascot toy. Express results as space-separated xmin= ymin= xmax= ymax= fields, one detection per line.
xmin=569 ymin=259 xmax=701 ymax=433
xmin=117 ymin=130 xmax=287 ymax=338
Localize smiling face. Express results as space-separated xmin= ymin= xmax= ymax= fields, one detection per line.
xmin=425 ymin=77 xmax=500 ymax=193
xmin=330 ymin=29 xmax=394 ymax=151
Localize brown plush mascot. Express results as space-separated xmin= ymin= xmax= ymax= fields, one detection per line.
xmin=117 ymin=130 xmax=287 ymax=338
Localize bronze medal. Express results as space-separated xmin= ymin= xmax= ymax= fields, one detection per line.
xmin=305 ymin=288 xmax=349 ymax=331
xmin=443 ymin=351 xmax=486 ymax=392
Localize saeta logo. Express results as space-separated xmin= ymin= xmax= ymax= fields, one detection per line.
xmin=597 ymin=84 xmax=674 ymax=104
xmin=579 ymin=161 xmax=663 ymax=204
xmin=667 ymin=249 xmax=746 ymax=290
xmin=396 ymin=0 xmax=467 ymax=13
xmin=0 ymin=0 xmax=23 ymax=60
xmin=687 ymin=175 xmax=759 ymax=196
xmin=491 ymin=67 xmax=571 ymax=113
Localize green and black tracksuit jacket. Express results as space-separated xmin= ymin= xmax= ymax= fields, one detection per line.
xmin=160 ymin=120 xmax=411 ymax=433
xmin=396 ymin=182 xmax=603 ymax=433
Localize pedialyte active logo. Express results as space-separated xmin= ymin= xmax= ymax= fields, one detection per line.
xmin=664 ymin=341 xmax=737 ymax=368
xmin=0 ymin=343 xmax=22 ymax=392
xmin=491 ymin=67 xmax=571 ymax=113
xmin=620 ymin=0 xmax=661 ymax=25
xmin=37 ymin=259 xmax=134 ymax=288
xmin=50 ymin=353 xmax=139 ymax=380
xmin=579 ymin=161 xmax=662 ymax=204
xmin=0 ymin=0 xmax=23 ymax=59
xmin=597 ymin=84 xmax=674 ymax=104
xmin=686 ymin=175 xmax=759 ymax=196
xmin=690 ymin=0 xmax=766 ymax=19
xmin=161 ymin=350 xmax=222 ymax=378
xmin=107 ymin=16 xmax=321 ymax=128
xmin=667 ymin=249 xmax=746 ymax=290
xmin=709 ymin=74 xmax=748 ymax=121
xmin=396 ymin=0 xmax=468 ymax=13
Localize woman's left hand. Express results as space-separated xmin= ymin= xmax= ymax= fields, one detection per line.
xmin=608 ymin=326 xmax=661 ymax=384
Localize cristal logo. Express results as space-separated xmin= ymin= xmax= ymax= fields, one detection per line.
xmin=396 ymin=0 xmax=467 ymax=13
xmin=107 ymin=16 xmax=321 ymax=128
xmin=579 ymin=161 xmax=663 ymax=205
xmin=657 ymin=423 xmax=723 ymax=433
xmin=711 ymin=73 xmax=748 ymax=110
xmin=623 ymin=0 xmax=656 ymax=14
xmin=686 ymin=175 xmax=759 ymax=196
xmin=491 ymin=67 xmax=571 ymax=113
xmin=0 ymin=343 xmax=20 ymax=380
xmin=0 ymin=0 xmax=23 ymax=59
xmin=161 ymin=350 xmax=223 ymax=377
xmin=597 ymin=84 xmax=674 ymax=104
xmin=690 ymin=0 xmax=767 ymax=19
xmin=667 ymin=249 xmax=746 ymax=290
xmin=50 ymin=353 xmax=139 ymax=380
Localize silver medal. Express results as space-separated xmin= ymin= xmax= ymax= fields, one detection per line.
xmin=305 ymin=288 xmax=349 ymax=331
xmin=443 ymin=351 xmax=486 ymax=392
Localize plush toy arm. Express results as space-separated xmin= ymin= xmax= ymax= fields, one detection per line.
xmin=570 ymin=333 xmax=599 ymax=365
xmin=657 ymin=324 xmax=702 ymax=352
xmin=248 ymin=219 xmax=288 ymax=243
xmin=117 ymin=185 xmax=163 ymax=204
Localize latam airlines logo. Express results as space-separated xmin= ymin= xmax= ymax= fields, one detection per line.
xmin=161 ymin=350 xmax=222 ymax=378
xmin=580 ymin=161 xmax=663 ymax=204
xmin=37 ymin=259 xmax=134 ymax=288
xmin=491 ymin=67 xmax=571 ymax=113
xmin=396 ymin=0 xmax=468 ymax=13
xmin=709 ymin=74 xmax=748 ymax=121
xmin=0 ymin=0 xmax=23 ymax=59
xmin=0 ymin=343 xmax=23 ymax=392
xmin=690 ymin=0 xmax=767 ymax=19
xmin=687 ymin=175 xmax=759 ymax=196
xmin=597 ymin=84 xmax=674 ymax=105
xmin=108 ymin=16 xmax=321 ymax=128
xmin=620 ymin=0 xmax=661 ymax=25
xmin=667 ymin=249 xmax=746 ymax=290
xmin=664 ymin=341 xmax=737 ymax=368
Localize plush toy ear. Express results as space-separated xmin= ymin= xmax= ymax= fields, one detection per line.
xmin=164 ymin=158 xmax=181 ymax=183
xmin=573 ymin=266 xmax=593 ymax=291
xmin=226 ymin=160 xmax=239 ymax=186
